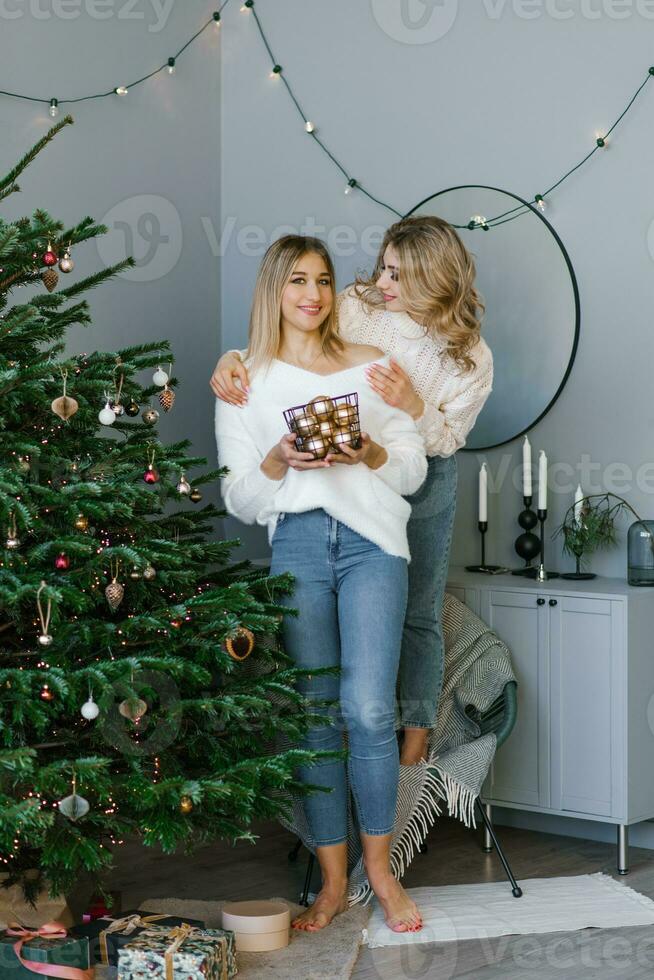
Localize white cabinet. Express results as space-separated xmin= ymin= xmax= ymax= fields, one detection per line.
xmin=447 ymin=567 xmax=654 ymax=873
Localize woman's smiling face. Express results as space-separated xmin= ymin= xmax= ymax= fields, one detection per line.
xmin=280 ymin=251 xmax=334 ymax=334
xmin=376 ymin=244 xmax=407 ymax=313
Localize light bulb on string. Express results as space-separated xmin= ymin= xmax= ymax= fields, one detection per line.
xmin=49 ymin=98 xmax=59 ymax=118
xmin=595 ymin=132 xmax=608 ymax=148
xmin=534 ymin=194 xmax=546 ymax=212
xmin=305 ymin=121 xmax=315 ymax=134
xmin=241 ymin=0 xmax=253 ymax=9
xmin=167 ymin=58 xmax=176 ymax=75
xmin=115 ymin=86 xmax=129 ymax=97
xmin=213 ymin=11 xmax=221 ymax=26
xmin=270 ymin=65 xmax=283 ymax=80
xmin=344 ymin=178 xmax=357 ymax=195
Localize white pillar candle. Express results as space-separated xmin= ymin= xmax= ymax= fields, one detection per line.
xmin=479 ymin=462 xmax=488 ymax=523
xmin=574 ymin=484 xmax=584 ymax=527
xmin=523 ymin=435 xmax=532 ymax=498
xmin=538 ymin=451 xmax=548 ymax=511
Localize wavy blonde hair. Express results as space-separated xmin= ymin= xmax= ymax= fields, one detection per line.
xmin=355 ymin=216 xmax=484 ymax=374
xmin=246 ymin=235 xmax=343 ymax=376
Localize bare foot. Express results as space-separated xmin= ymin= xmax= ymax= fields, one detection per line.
xmin=368 ymin=870 xmax=423 ymax=932
xmin=291 ymin=881 xmax=349 ymax=932
xmin=400 ymin=728 xmax=430 ymax=766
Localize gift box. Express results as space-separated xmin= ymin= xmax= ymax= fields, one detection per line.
xmin=221 ymin=899 xmax=289 ymax=952
xmin=284 ymin=391 xmax=361 ymax=459
xmin=70 ymin=909 xmax=205 ymax=966
xmin=117 ymin=923 xmax=237 ymax=980
xmin=0 ymin=923 xmax=91 ymax=979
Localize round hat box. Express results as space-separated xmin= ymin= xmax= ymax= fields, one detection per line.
xmin=221 ymin=900 xmax=290 ymax=952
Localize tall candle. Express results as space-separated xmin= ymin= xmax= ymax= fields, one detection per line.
xmin=538 ymin=451 xmax=548 ymax=511
xmin=523 ymin=436 xmax=532 ymax=498
xmin=574 ymin=484 xmax=584 ymax=527
xmin=479 ymin=462 xmax=488 ymax=523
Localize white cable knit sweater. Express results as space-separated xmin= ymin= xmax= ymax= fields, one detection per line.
xmin=337 ymin=288 xmax=493 ymax=458
xmin=215 ymin=355 xmax=427 ymax=561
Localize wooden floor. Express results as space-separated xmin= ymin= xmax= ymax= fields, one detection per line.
xmin=103 ymin=815 xmax=654 ymax=979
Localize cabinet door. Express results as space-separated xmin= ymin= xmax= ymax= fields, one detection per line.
xmin=549 ymin=596 xmax=624 ymax=818
xmin=481 ymin=590 xmax=549 ymax=808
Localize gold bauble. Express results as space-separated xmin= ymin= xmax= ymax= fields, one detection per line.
xmin=224 ymin=626 xmax=255 ymax=662
xmin=301 ymin=434 xmax=329 ymax=459
xmin=74 ymin=514 xmax=89 ymax=531
xmin=119 ymin=697 xmax=148 ymax=722
xmin=333 ymin=403 xmax=358 ymax=426
xmin=51 ymin=395 xmax=79 ymax=421
xmin=105 ymin=579 xmax=125 ymax=612
xmin=292 ymin=412 xmax=319 ymax=438
xmin=331 ymin=426 xmax=356 ymax=451
xmin=189 ymin=488 xmax=202 ymax=503
xmin=307 ymin=395 xmax=334 ymax=421
xmin=179 ymin=796 xmax=194 ymax=814
xmin=143 ymin=564 xmax=156 ymax=581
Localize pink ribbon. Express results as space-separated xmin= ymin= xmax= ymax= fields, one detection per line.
xmin=6 ymin=922 xmax=93 ymax=979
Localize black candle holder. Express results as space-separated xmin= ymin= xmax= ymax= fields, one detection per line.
xmin=466 ymin=521 xmax=507 ymax=574
xmin=524 ymin=508 xmax=560 ymax=580
xmin=512 ymin=495 xmax=541 ymax=576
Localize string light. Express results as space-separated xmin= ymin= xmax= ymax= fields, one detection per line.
xmin=115 ymin=86 xmax=129 ymax=97
xmin=270 ymin=64 xmax=282 ymax=79
xmin=305 ymin=121 xmax=315 ymax=133
xmin=535 ymin=194 xmax=546 ymax=212
xmin=167 ymin=58 xmax=176 ymax=75
xmin=596 ymin=133 xmax=608 ymax=148
xmin=344 ymin=178 xmax=357 ymax=195
xmin=49 ymin=98 xmax=58 ymax=118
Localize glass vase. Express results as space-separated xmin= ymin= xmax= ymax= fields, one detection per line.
xmin=627 ymin=520 xmax=654 ymax=586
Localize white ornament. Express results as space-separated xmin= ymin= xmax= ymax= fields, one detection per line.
xmin=99 ymin=401 xmax=116 ymax=426
xmin=152 ymin=366 xmax=169 ymax=386
xmin=58 ymin=793 xmax=90 ymax=821
xmin=38 ymin=633 xmax=53 ymax=647
xmin=81 ymin=696 xmax=99 ymax=720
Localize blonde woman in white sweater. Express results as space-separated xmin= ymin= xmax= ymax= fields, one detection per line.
xmin=211 ymin=217 xmax=493 ymax=768
xmin=215 ymin=236 xmax=427 ymax=934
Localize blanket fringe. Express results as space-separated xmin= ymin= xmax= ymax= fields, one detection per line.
xmin=430 ymin=766 xmax=478 ymax=829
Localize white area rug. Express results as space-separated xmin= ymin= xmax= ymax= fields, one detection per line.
xmin=363 ymin=873 xmax=654 ymax=948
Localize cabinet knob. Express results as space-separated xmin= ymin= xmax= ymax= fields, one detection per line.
xmin=537 ymin=598 xmax=545 ymax=605
xmin=549 ymin=599 xmax=558 ymax=607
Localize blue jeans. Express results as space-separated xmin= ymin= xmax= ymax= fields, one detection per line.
xmin=269 ymin=509 xmax=408 ymax=846
xmin=397 ymin=454 xmax=458 ymax=729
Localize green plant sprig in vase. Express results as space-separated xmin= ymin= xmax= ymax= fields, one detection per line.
xmin=555 ymin=492 xmax=647 ymax=580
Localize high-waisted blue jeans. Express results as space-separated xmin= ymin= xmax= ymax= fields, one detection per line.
xmin=269 ymin=508 xmax=408 ymax=846
xmin=397 ymin=453 xmax=458 ymax=729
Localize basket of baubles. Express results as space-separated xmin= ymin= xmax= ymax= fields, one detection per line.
xmin=283 ymin=392 xmax=361 ymax=459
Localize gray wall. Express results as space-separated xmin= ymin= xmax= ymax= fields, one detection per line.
xmin=220 ymin=0 xmax=654 ymax=576
xmin=2 ymin=3 xmax=220 ymax=501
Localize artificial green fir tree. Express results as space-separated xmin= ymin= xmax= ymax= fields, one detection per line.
xmin=0 ymin=116 xmax=338 ymax=902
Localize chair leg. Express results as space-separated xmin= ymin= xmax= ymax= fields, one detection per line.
xmin=288 ymin=837 xmax=303 ymax=862
xmin=482 ymin=802 xmax=493 ymax=853
xmin=475 ymin=797 xmax=523 ymax=898
xmin=300 ymin=852 xmax=316 ymax=907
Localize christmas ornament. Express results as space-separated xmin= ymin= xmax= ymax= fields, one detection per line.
xmin=143 ymin=446 xmax=159 ymax=484
xmin=112 ymin=400 xmax=124 ymax=417
xmin=41 ymin=268 xmax=59 ymax=292
xmin=16 ymin=455 xmax=31 ymax=472
xmin=74 ymin=513 xmax=89 ymax=531
xmin=189 ymin=488 xmax=202 ymax=503
xmin=307 ymin=395 xmax=334 ymax=421
xmin=54 ymin=552 xmax=70 ymax=570
xmin=301 ymin=434 xmax=329 ymax=459
xmin=143 ymin=564 xmax=156 ymax=581
xmin=142 ymin=406 xmax=159 ymax=426
xmin=152 ymin=365 xmax=169 ymax=386
xmin=318 ymin=419 xmax=335 ymax=440
xmin=40 ymin=684 xmax=55 ymax=701
xmin=105 ymin=560 xmax=124 ymax=612
xmin=158 ymin=384 xmax=175 ymax=412
xmin=58 ymin=248 xmax=74 ymax=273
xmin=331 ymin=426 xmax=356 ymax=451
xmin=176 ymin=472 xmax=191 ymax=495
xmin=99 ymin=399 xmax=116 ymax=426
xmin=125 ymin=399 xmax=140 ymax=417
xmin=179 ymin=796 xmax=194 ymax=815
xmin=170 ymin=616 xmax=183 ymax=628
xmin=5 ymin=512 xmax=20 ymax=550
xmin=43 ymin=242 xmax=58 ymax=266
xmin=119 ymin=696 xmax=148 ymax=722
xmin=225 ymin=626 xmax=255 ymax=661
xmin=292 ymin=412 xmax=319 ymax=438
xmin=333 ymin=402 xmax=358 ymax=426
xmin=58 ymin=776 xmax=90 ymax=822
xmin=51 ymin=367 xmax=78 ymax=421
xmin=129 ymin=566 xmax=141 ymax=580
xmin=36 ymin=581 xmax=53 ymax=647
xmin=111 ymin=370 xmax=125 ymax=417
xmin=81 ymin=696 xmax=99 ymax=720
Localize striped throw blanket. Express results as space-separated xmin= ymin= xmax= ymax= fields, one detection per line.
xmin=276 ymin=591 xmax=517 ymax=905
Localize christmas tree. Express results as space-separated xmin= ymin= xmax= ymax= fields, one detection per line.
xmin=0 ymin=116 xmax=339 ymax=902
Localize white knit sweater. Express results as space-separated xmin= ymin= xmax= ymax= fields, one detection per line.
xmin=337 ymin=288 xmax=493 ymax=458
xmin=214 ymin=355 xmax=427 ymax=561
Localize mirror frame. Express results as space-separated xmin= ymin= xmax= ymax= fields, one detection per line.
xmin=404 ymin=185 xmax=581 ymax=451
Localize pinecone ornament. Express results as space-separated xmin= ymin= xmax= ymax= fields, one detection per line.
xmin=105 ymin=578 xmax=125 ymax=612
xmin=42 ymin=268 xmax=59 ymax=292
xmin=159 ymin=385 xmax=175 ymax=412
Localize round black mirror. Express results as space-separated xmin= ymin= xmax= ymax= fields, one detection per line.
xmin=405 ymin=185 xmax=580 ymax=451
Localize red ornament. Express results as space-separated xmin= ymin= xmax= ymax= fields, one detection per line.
xmin=54 ymin=552 xmax=70 ymax=570
xmin=143 ymin=465 xmax=160 ymax=484
xmin=43 ymin=246 xmax=58 ymax=267
xmin=170 ymin=617 xmax=183 ymax=628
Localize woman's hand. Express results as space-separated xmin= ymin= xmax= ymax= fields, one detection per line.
xmin=261 ymin=433 xmax=333 ymax=481
xmin=325 ymin=433 xmax=388 ymax=470
xmin=210 ymin=351 xmax=251 ymax=406
xmin=365 ymin=357 xmax=424 ymax=420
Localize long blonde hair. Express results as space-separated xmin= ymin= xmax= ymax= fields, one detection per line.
xmin=355 ymin=216 xmax=484 ymax=374
xmin=246 ymin=236 xmax=343 ymax=376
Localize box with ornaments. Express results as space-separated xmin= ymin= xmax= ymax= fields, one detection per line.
xmin=284 ymin=392 xmax=361 ymax=459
